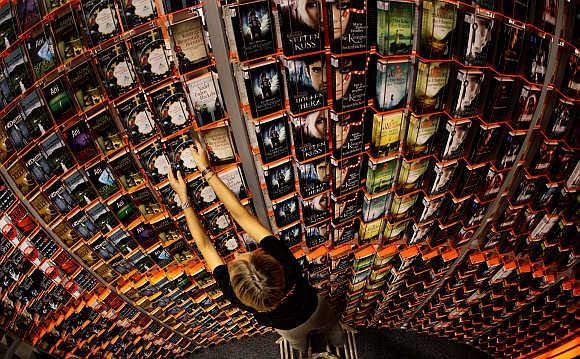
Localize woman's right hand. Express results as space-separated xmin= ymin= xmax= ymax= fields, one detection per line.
xmin=167 ymin=167 xmax=189 ymax=203
xmin=190 ymin=140 xmax=211 ymax=172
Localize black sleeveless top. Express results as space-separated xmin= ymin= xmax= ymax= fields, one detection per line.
xmin=213 ymin=236 xmax=318 ymax=330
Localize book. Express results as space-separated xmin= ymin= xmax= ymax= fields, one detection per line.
xmin=130 ymin=28 xmax=171 ymax=85
xmin=332 ymin=155 xmax=363 ymax=196
xmin=40 ymin=132 xmax=75 ymax=175
xmin=420 ymin=0 xmax=457 ymax=59
xmin=327 ymin=0 xmax=367 ymax=53
xmin=483 ymin=76 xmax=516 ymax=122
xmin=188 ymin=176 xmax=218 ymax=211
xmin=468 ymin=123 xmax=500 ymax=164
xmin=109 ymin=152 xmax=146 ymax=191
xmin=534 ymin=0 xmax=557 ymax=34
xmin=167 ymin=133 xmax=198 ymax=176
xmin=29 ymin=193 xmax=58 ymax=224
xmin=255 ymin=114 xmax=290 ymax=164
xmin=46 ymin=180 xmax=76 ymax=214
xmin=201 ymin=205 xmax=233 ymax=237
xmin=243 ymin=61 xmax=284 ymax=118
xmin=4 ymin=46 xmax=32 ymax=97
xmin=137 ymin=140 xmax=170 ymax=185
xmin=427 ymin=160 xmax=457 ymax=196
xmin=371 ymin=111 xmax=404 ymax=157
xmin=1 ymin=3 xmax=17 ymax=52
xmin=86 ymin=202 xmax=119 ymax=233
xmin=525 ymin=33 xmax=549 ymax=84
xmin=496 ymin=132 xmax=523 ymax=169
xmin=218 ymin=166 xmax=248 ymax=200
xmin=117 ymin=93 xmax=157 ymax=146
xmin=86 ymin=161 xmax=120 ymax=199
xmin=3 ymin=107 xmax=32 ymax=150
xmin=439 ymin=119 xmax=471 ymax=161
xmin=495 ymin=22 xmax=524 ymax=74
xmin=97 ymin=43 xmax=138 ymax=99
xmin=297 ymin=156 xmax=330 ymax=198
xmin=546 ymin=98 xmax=575 ymax=139
xmin=377 ymin=0 xmax=414 ymax=56
xmin=62 ymin=169 xmax=97 ymax=206
xmin=201 ymin=126 xmax=235 ymax=166
xmin=118 ymin=0 xmax=157 ymax=30
xmin=511 ymin=85 xmax=540 ymax=129
xmin=332 ymin=55 xmax=368 ymax=112
xmin=52 ymin=8 xmax=85 ymax=62
xmin=186 ymin=72 xmax=225 ymax=127
xmin=131 ymin=223 xmax=158 ymax=250
xmin=150 ymin=246 xmax=172 ymax=268
xmin=405 ymin=113 xmax=440 ymax=157
xmin=129 ymin=250 xmax=154 ymax=273
xmin=168 ymin=239 xmax=194 ymax=263
xmin=331 ymin=110 xmax=364 ymax=159
xmin=80 ymin=0 xmax=120 ymax=46
xmin=279 ymin=223 xmax=302 ymax=248
xmin=396 ymin=157 xmax=429 ymax=190
xmin=272 ymin=195 xmax=300 ymax=228
xmin=26 ymin=26 xmax=57 ymax=80
xmin=302 ymin=192 xmax=330 ymax=226
xmin=0 ymin=124 xmax=13 ymax=163
xmin=375 ymin=59 xmax=410 ymax=111
xmin=109 ymin=228 xmax=138 ymax=255
xmin=169 ymin=16 xmax=210 ymax=74
xmin=15 ymin=91 xmax=49 ymax=147
xmin=416 ymin=194 xmax=444 ymax=223
xmin=277 ymin=0 xmax=324 ymax=56
xmin=86 ymin=110 xmax=123 ymax=157
xmin=22 ymin=146 xmax=53 ymax=183
xmin=529 ymin=140 xmax=557 ymax=175
xmin=480 ymin=166 xmax=504 ymax=200
xmin=213 ymin=230 xmax=240 ymax=257
xmin=285 ymin=54 xmax=327 ymax=114
xmin=366 ymin=155 xmax=397 ymax=194
xmin=291 ymin=110 xmax=329 ymax=162
xmin=453 ymin=161 xmax=486 ymax=198
xmin=413 ymin=60 xmax=450 ymax=113
xmin=264 ymin=160 xmax=295 ymax=200
xmin=332 ymin=219 xmax=359 ymax=246
xmin=152 ymin=217 xmax=179 ymax=244
xmin=332 ymin=191 xmax=360 ymax=225
xmin=461 ymin=13 xmax=494 ymax=66
xmin=562 ymin=54 xmax=579 ymax=98
xmin=305 ymin=221 xmax=330 ymax=248
xmin=42 ymin=78 xmax=75 ymax=124
xmin=150 ymin=82 xmax=191 ymax=136
xmin=0 ymin=178 xmax=16 ymax=212
xmin=63 ymin=120 xmax=98 ymax=164
xmin=229 ymin=0 xmax=276 ymax=62
xmin=452 ymin=70 xmax=484 ymax=118
xmin=362 ymin=192 xmax=389 ymax=222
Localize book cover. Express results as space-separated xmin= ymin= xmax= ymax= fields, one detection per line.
xmin=452 ymin=69 xmax=484 ymax=118
xmin=42 ymin=78 xmax=75 ymax=124
xmin=110 ymin=152 xmax=146 ymax=191
xmin=202 ymin=205 xmax=233 ymax=237
xmin=562 ymin=54 xmax=579 ymax=98
xmin=397 ymin=157 xmax=429 ymax=190
xmin=40 ymin=132 xmax=75 ymax=176
xmin=305 ymin=221 xmax=330 ymax=248
xmin=331 ymin=110 xmax=364 ymax=159
xmin=439 ymin=120 xmax=471 ymax=161
xmin=546 ymin=98 xmax=575 ymax=139
xmin=243 ymin=61 xmax=284 ymax=118
xmin=213 ymin=230 xmax=240 ymax=257
xmin=416 ymin=194 xmax=444 ymax=223
xmin=255 ymin=114 xmax=290 ymax=164
xmin=278 ymin=0 xmax=324 ymax=56
xmin=218 ymin=166 xmax=248 ymax=200
xmin=46 ymin=180 xmax=76 ymax=214
xmin=74 ymin=243 xmax=99 ymax=267
xmin=333 ymin=155 xmax=363 ymax=196
xmin=529 ymin=140 xmax=557 ymax=174
xmin=52 ymin=8 xmax=85 ymax=62
xmin=406 ymin=222 xmax=432 ymax=245
xmin=152 ymin=217 xmax=179 ymax=244
xmin=130 ymin=28 xmax=171 ymax=85
xmin=137 ymin=140 xmax=169 ymax=185
xmin=371 ymin=111 xmax=404 ymax=157
xmin=362 ymin=192 xmax=389 ymax=222
xmin=87 ymin=109 xmax=124 ymax=156
xmin=297 ymin=156 xmax=330 ymax=198
xmin=332 ymin=219 xmax=359 ymax=246
xmin=496 ymin=132 xmax=523 ymax=169
xmin=69 ymin=211 xmax=100 ymax=239
xmin=495 ymin=22 xmax=524 ymax=74
xmin=80 ymin=0 xmax=120 ymax=46
xmin=22 ymin=146 xmax=52 ymax=183
xmin=201 ymin=126 xmax=235 ymax=166
xmin=468 ymin=123 xmax=500 ymax=164
xmin=382 ymin=219 xmax=408 ymax=243
xmin=461 ymin=13 xmax=494 ymax=66
xmin=413 ymin=61 xmax=450 ymax=113
xmin=4 ymin=46 xmax=32 ymax=97
xmin=291 ymin=110 xmax=329 ymax=162
xmin=109 ymin=228 xmax=138 ymax=255
xmin=302 ymin=192 xmax=330 ymax=226
xmin=285 ymin=54 xmax=327 ymax=114
xmin=483 ymin=76 xmax=516 ymax=122
xmin=420 ymin=0 xmax=456 ymax=59
xmin=26 ymin=26 xmax=57 ymax=80
xmin=332 ymin=55 xmax=368 ymax=112
xmin=264 ymin=160 xmax=295 ymax=200
xmin=389 ymin=192 xmax=418 ymax=221
xmin=405 ymin=113 xmax=440 ymax=157
xmin=91 ymin=236 xmax=118 ymax=261
xmin=62 ymin=169 xmax=97 ymax=206
xmin=117 ymin=93 xmax=157 ymax=145
xmin=3 ymin=107 xmax=31 ymax=150
xmin=279 ymin=223 xmax=302 ymax=248
xmin=169 ymin=16 xmax=210 ymax=74
xmin=534 ymin=0 xmax=557 ymax=34
xmin=427 ymin=160 xmax=457 ymax=196
xmin=525 ymin=33 xmax=549 ymax=84
xmin=129 ymin=250 xmax=154 ymax=273
xmin=188 ymin=176 xmax=218 ymax=211
xmin=327 ymin=0 xmax=367 ymax=53
xmin=64 ymin=120 xmax=98 ymax=164
xmin=272 ymin=195 xmax=300 ymax=228
xmin=366 ymin=156 xmax=397 ymax=194
xmin=377 ymin=0 xmax=414 ymax=56
xmin=168 ymin=239 xmax=194 ymax=263
xmin=86 ymin=202 xmax=118 ymax=233
xmin=97 ymin=43 xmax=138 ymax=99
xmin=332 ymin=191 xmax=360 ymax=225
xmin=19 ymin=90 xmax=53 ymax=145
xmin=131 ymin=223 xmax=158 ymax=250
xmin=480 ymin=166 xmax=504 ymax=200
xmin=150 ymin=246 xmax=173 ymax=268
xmin=375 ymin=59 xmax=410 ymax=111
xmin=453 ymin=162 xmax=485 ymax=198
xmin=150 ymin=83 xmax=191 ymax=136
xmin=119 ymin=0 xmax=157 ymax=30
xmin=512 ymin=85 xmax=540 ymax=129
xmin=229 ymin=0 xmax=276 ymax=62
xmin=86 ymin=161 xmax=120 ymax=199
xmin=186 ymin=71 xmax=225 ymax=127
xmin=29 ymin=193 xmax=58 ymax=224
xmin=167 ymin=133 xmax=198 ymax=176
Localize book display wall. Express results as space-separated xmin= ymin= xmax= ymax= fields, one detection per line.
xmin=0 ymin=0 xmax=577 ymax=357
xmin=0 ymin=0 xmax=273 ymax=357
xmin=222 ymin=0 xmax=578 ymax=358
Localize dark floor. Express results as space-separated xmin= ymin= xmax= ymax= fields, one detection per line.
xmin=190 ymin=328 xmax=492 ymax=359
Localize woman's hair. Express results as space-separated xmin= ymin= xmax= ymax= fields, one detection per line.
xmin=228 ymin=253 xmax=286 ymax=312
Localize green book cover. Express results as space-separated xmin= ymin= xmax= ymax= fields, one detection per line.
xmin=377 ymin=0 xmax=414 ymax=56
xmin=366 ymin=157 xmax=397 ymax=194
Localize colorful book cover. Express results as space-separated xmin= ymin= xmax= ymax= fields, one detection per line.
xmin=42 ymin=78 xmax=75 ymax=124
xmin=201 ymin=126 xmax=236 ymax=166
xmin=420 ymin=0 xmax=456 ymax=59
xmin=167 ymin=133 xmax=198 ymax=176
xmin=109 ymin=152 xmax=146 ymax=191
xmin=405 ymin=113 xmax=440 ymax=157
xmin=272 ymin=195 xmax=300 ymax=228
xmin=331 ymin=110 xmax=364 ymax=159
xmin=277 ymin=0 xmax=324 ymax=56
xmin=377 ymin=0 xmax=414 ymax=56
xmin=86 ymin=161 xmax=120 ymax=199
xmin=332 ymin=155 xmax=363 ymax=196
xmin=413 ymin=60 xmax=450 ymax=113
xmin=279 ymin=222 xmax=302 ymax=248
xmin=376 ymin=59 xmax=410 ymax=111
xmin=255 ymin=114 xmax=290 ymax=164
xmin=440 ymin=120 xmax=471 ymax=161
xmin=52 ymin=8 xmax=85 ymax=62
xmin=332 ymin=191 xmax=360 ymax=225
xmin=362 ymin=192 xmax=389 ymax=222
xmin=286 ymin=54 xmax=327 ymax=114
xmin=63 ymin=120 xmax=98 ymax=164
xmin=4 ymin=46 xmax=32 ymax=97
xmin=371 ymin=111 xmax=404 ymax=157
xmin=243 ymin=61 xmax=284 ymax=118
xmin=291 ymin=110 xmax=329 ymax=162
xmin=427 ymin=160 xmax=457 ymax=196
xmin=26 ymin=26 xmax=57 ymax=80
xmin=396 ymin=157 xmax=429 ymax=190
xmin=366 ymin=156 xmax=397 ymax=194
xmin=62 ymin=169 xmax=98 ymax=206
xmin=138 ymin=140 xmax=170 ymax=185
xmin=87 ymin=109 xmax=124 ymax=156
xmin=229 ymin=0 xmax=276 ymax=61
xmin=416 ymin=194 xmax=444 ymax=223
xmin=86 ymin=202 xmax=119 ymax=233
xmin=297 ymin=156 xmax=330 ymax=198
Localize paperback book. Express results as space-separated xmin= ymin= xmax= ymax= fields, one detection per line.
xmin=546 ymin=98 xmax=576 ymax=139
xmin=130 ymin=28 xmax=171 ymax=86
xmin=525 ymin=33 xmax=549 ymax=84
xmin=375 ymin=59 xmax=410 ymax=111
xmin=87 ymin=109 xmax=124 ymax=156
xmin=42 ymin=79 xmax=75 ymax=124
xmin=405 ymin=113 xmax=440 ymax=157
xmin=150 ymin=83 xmax=191 ymax=136
xmin=427 ymin=160 xmax=457 ymax=196
xmin=280 ymin=223 xmax=302 ymax=248
xmin=297 ymin=157 xmax=330 ymax=198
xmin=331 ymin=110 xmax=364 ymax=159
xmin=483 ymin=77 xmax=516 ymax=122
xmin=119 ymin=0 xmax=157 ymax=30
xmin=302 ymin=192 xmax=330 ymax=226
xmin=52 ymin=9 xmax=84 ymax=62
xmin=85 ymin=161 xmax=119 ymax=200
xmin=80 ymin=0 xmax=121 ymax=46
xmin=460 ymin=13 xmax=494 ymax=66
xmin=332 ymin=191 xmax=361 ymax=225
xmin=169 ymin=16 xmax=210 ymax=74
xmin=468 ymin=123 xmax=500 ymax=164
xmin=201 ymin=126 xmax=235 ymax=166
xmin=413 ymin=61 xmax=450 ymax=114
xmin=64 ymin=120 xmax=98 ymax=164
xmin=243 ymin=61 xmax=284 ymax=118
xmin=376 ymin=0 xmax=414 ymax=56
xmin=109 ymin=152 xmax=146 ymax=191
xmin=187 ymin=72 xmax=225 ymax=127
xmin=512 ymin=85 xmax=540 ymax=129
xmin=291 ymin=110 xmax=329 ymax=162
xmin=439 ymin=119 xmax=471 ymax=161
xmin=86 ymin=202 xmax=118 ymax=233
xmin=285 ymin=54 xmax=327 ymax=114
xmin=40 ymin=132 xmax=75 ymax=176
xmin=396 ymin=157 xmax=429 ymax=191
xmin=416 ymin=194 xmax=445 ymax=223
xmin=332 ymin=155 xmax=363 ymax=195
xmin=366 ymin=156 xmax=397 ymax=194
xmin=263 ymin=160 xmax=295 ymax=200
xmin=117 ymin=93 xmax=157 ymax=146
xmin=229 ymin=0 xmax=276 ymax=62
xmin=272 ymin=195 xmax=300 ymax=228
xmin=327 ymin=0 xmax=367 ymax=53
xmin=332 ymin=55 xmax=368 ymax=112
xmin=362 ymin=192 xmax=389 ymax=222
xmin=62 ymin=170 xmax=97 ymax=207
xmin=452 ymin=70 xmax=484 ymax=118
xmin=305 ymin=221 xmax=330 ymax=248
xmin=4 ymin=46 xmax=32 ymax=98
xmin=97 ymin=43 xmax=138 ymax=99
xmin=496 ymin=132 xmax=523 ymax=169
xmin=68 ymin=62 xmax=103 ymax=111
xmin=167 ymin=133 xmax=198 ymax=176
xmin=255 ymin=114 xmax=290 ymax=164
xmin=420 ymin=0 xmax=456 ymax=59
xmin=495 ymin=22 xmax=524 ymax=74
xmin=26 ymin=26 xmax=57 ymax=80
xmin=277 ymin=0 xmax=324 ymax=56
xmin=371 ymin=111 xmax=404 ymax=157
